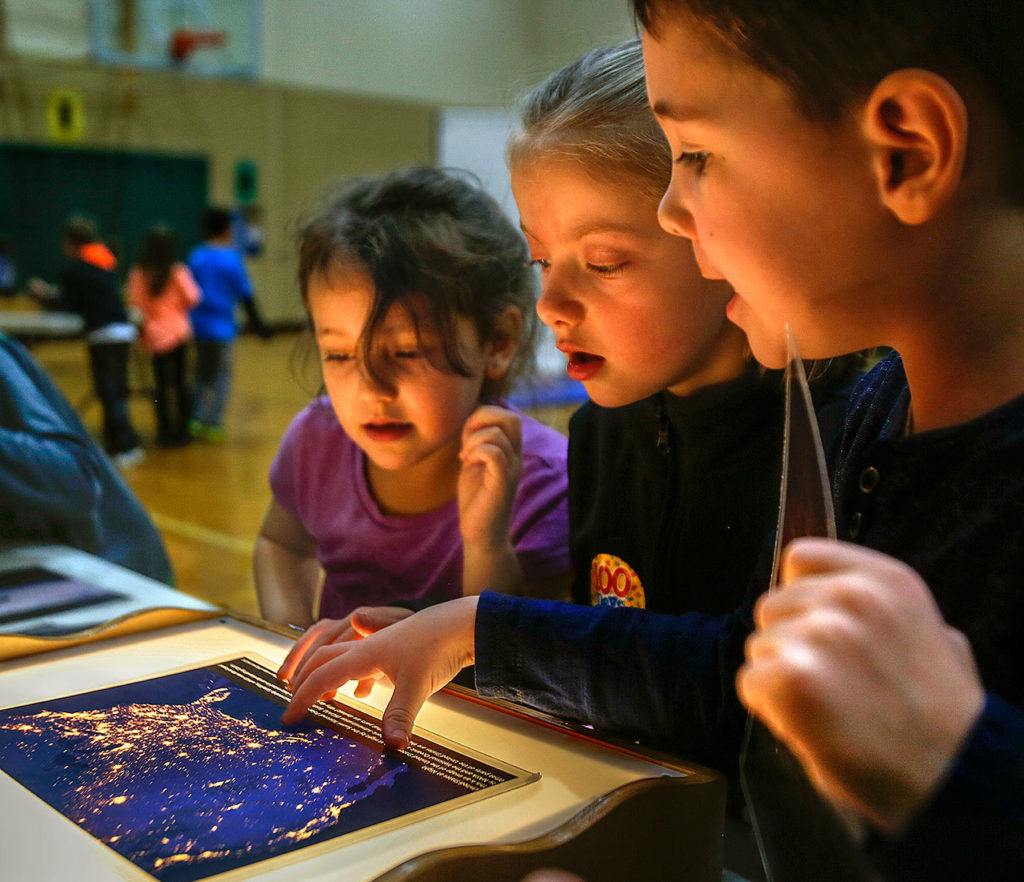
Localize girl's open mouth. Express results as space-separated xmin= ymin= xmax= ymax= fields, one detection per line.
xmin=363 ymin=422 xmax=413 ymax=443
xmin=566 ymin=351 xmax=605 ymax=382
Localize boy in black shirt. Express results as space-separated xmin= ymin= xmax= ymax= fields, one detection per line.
xmin=32 ymin=219 xmax=142 ymax=465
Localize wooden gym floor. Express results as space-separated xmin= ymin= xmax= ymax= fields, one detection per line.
xmin=30 ymin=333 xmax=573 ymax=617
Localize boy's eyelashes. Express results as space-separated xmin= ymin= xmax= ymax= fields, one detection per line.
xmin=529 ymin=258 xmax=550 ymax=270
xmin=675 ymin=150 xmax=710 ymax=175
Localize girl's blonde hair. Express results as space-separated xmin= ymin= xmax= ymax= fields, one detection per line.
xmin=507 ymin=39 xmax=670 ymax=198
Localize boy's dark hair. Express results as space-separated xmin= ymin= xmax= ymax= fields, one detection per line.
xmin=201 ymin=207 xmax=233 ymax=240
xmin=62 ymin=216 xmax=99 ymax=247
xmin=297 ymin=166 xmax=537 ymax=398
xmin=137 ymin=226 xmax=178 ymax=298
xmin=633 ymin=0 xmax=1024 ymax=203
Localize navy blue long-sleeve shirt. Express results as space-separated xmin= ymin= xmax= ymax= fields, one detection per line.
xmin=474 ymin=352 xmax=1024 ymax=877
xmin=834 ymin=352 xmax=1024 ymax=877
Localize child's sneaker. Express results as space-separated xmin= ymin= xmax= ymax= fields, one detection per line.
xmin=112 ymin=446 xmax=145 ymax=469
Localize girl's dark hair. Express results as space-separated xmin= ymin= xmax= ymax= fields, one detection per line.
xmin=297 ymin=166 xmax=537 ymax=398
xmin=633 ymin=0 xmax=1024 ymax=204
xmin=137 ymin=226 xmax=178 ymax=298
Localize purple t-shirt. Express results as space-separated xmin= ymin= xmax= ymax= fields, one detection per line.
xmin=269 ymin=397 xmax=570 ymax=619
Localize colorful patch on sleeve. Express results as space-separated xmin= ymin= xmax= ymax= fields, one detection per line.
xmin=590 ymin=553 xmax=646 ymax=609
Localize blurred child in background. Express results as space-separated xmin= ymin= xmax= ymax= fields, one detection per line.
xmin=0 ymin=239 xmax=17 ymax=296
xmin=128 ymin=226 xmax=200 ymax=447
xmin=30 ymin=217 xmax=142 ymax=467
xmin=187 ymin=207 xmax=271 ymax=442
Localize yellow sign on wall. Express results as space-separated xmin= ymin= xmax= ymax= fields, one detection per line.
xmin=47 ymin=89 xmax=85 ymax=142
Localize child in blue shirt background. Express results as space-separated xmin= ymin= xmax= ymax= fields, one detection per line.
xmin=187 ymin=206 xmax=272 ymax=442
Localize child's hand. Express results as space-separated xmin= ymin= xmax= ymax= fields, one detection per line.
xmin=458 ymin=405 xmax=522 ymax=554
xmin=281 ymin=596 xmax=479 ymax=749
xmin=737 ymin=539 xmax=985 ymax=833
xmin=278 ymin=606 xmax=414 ymax=697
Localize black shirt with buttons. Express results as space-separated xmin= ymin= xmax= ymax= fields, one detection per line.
xmin=833 ymin=351 xmax=1024 ymax=706
xmin=568 ymin=362 xmax=857 ymax=616
xmin=568 ymin=364 xmax=785 ymax=617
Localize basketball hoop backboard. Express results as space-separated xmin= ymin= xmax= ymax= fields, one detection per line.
xmin=88 ymin=0 xmax=261 ymax=78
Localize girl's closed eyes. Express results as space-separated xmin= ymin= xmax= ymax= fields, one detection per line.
xmin=586 ymin=261 xmax=627 ymax=277
xmin=321 ymin=351 xmax=353 ymax=364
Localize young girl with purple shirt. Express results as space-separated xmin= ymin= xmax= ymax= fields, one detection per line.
xmin=254 ymin=167 xmax=571 ymax=633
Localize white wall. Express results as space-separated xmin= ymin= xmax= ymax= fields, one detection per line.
xmin=5 ymin=1 xmax=636 ymax=106
xmin=261 ymin=0 xmax=635 ymax=106
xmin=524 ymin=0 xmax=635 ymax=78
xmin=436 ymin=107 xmax=518 ymax=218
xmin=5 ymin=0 xmax=90 ymax=59
xmin=262 ymin=0 xmax=531 ymax=106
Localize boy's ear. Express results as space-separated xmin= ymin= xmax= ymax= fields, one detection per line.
xmin=861 ymin=69 xmax=968 ymax=225
xmin=484 ymin=306 xmax=523 ymax=381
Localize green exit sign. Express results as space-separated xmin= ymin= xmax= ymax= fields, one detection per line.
xmin=234 ymin=159 xmax=258 ymax=205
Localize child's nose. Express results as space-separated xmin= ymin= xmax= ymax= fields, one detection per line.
xmin=536 ymin=271 xmax=584 ymax=329
xmin=657 ymin=178 xmax=698 ymax=241
xmin=357 ymin=364 xmax=397 ymax=400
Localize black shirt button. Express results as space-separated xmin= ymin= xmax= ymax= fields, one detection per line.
xmin=859 ymin=466 xmax=880 ymax=493
xmin=848 ymin=511 xmax=863 ymax=539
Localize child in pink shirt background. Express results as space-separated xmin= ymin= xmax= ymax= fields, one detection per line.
xmin=128 ymin=226 xmax=201 ymax=447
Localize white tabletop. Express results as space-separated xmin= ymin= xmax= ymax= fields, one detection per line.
xmin=0 ymin=310 xmax=84 ymax=338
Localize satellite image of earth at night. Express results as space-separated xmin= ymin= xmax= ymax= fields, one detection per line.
xmin=0 ymin=657 xmax=527 ymax=881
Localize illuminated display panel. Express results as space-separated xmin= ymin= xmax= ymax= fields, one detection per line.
xmin=0 ymin=655 xmax=537 ymax=881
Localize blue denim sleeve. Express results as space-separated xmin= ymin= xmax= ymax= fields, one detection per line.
xmin=0 ymin=342 xmax=103 ymax=529
xmin=473 ymin=591 xmax=752 ymax=765
xmin=869 ymin=693 xmax=1024 ymax=879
